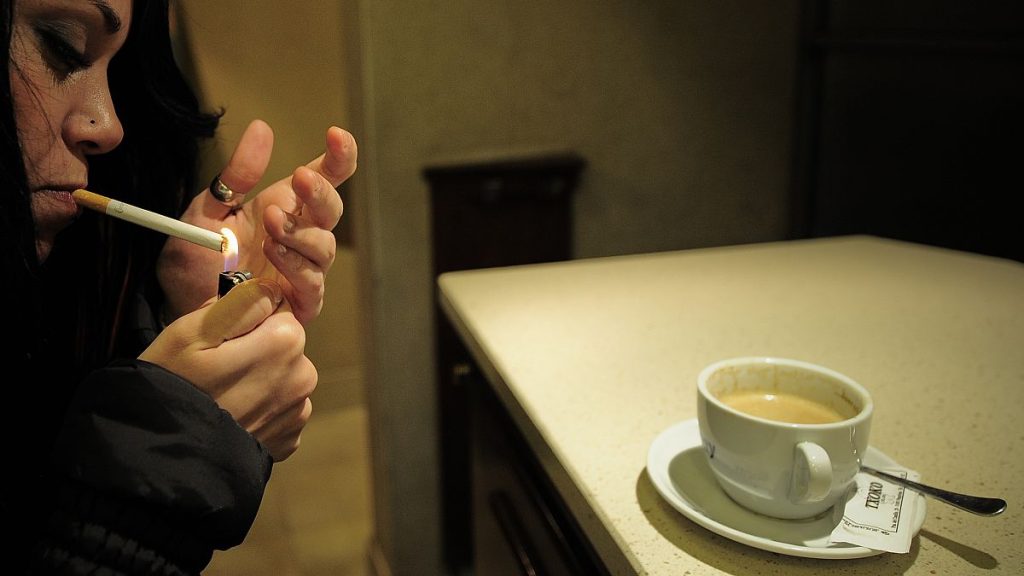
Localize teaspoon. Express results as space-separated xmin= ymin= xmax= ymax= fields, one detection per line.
xmin=861 ymin=465 xmax=1007 ymax=516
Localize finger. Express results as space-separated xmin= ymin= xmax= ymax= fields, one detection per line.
xmin=253 ymin=396 xmax=315 ymax=462
xmin=199 ymin=277 xmax=283 ymax=344
xmin=290 ymin=165 xmax=344 ymax=230
xmin=217 ymin=119 xmax=275 ymax=200
xmin=264 ymin=205 xmax=337 ymax=270
xmin=306 ymin=126 xmax=357 ymax=189
xmin=263 ymin=238 xmax=326 ymax=324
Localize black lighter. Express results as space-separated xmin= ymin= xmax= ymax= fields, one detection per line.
xmin=218 ymin=270 xmax=253 ymax=297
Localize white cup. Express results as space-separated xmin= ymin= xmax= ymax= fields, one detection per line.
xmin=697 ymin=357 xmax=873 ymax=520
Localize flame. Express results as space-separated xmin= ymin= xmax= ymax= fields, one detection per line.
xmin=222 ymin=227 xmax=238 ymax=271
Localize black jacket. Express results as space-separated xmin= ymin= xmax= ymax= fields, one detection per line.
xmin=34 ymin=361 xmax=272 ymax=574
xmin=4 ymin=289 xmax=272 ymax=575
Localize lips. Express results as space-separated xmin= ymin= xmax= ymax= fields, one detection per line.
xmin=31 ymin=188 xmax=83 ymax=232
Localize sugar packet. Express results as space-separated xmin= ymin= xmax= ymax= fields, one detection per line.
xmin=829 ymin=466 xmax=921 ymax=553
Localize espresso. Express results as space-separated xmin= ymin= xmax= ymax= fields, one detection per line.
xmin=718 ymin=390 xmax=851 ymax=424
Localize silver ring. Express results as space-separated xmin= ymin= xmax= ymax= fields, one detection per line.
xmin=210 ymin=173 xmax=237 ymax=204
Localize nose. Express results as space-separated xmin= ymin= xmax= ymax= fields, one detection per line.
xmin=66 ymin=79 xmax=125 ymax=156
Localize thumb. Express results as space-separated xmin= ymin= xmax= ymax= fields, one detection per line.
xmin=199 ymin=277 xmax=283 ymax=343
xmin=208 ymin=119 xmax=274 ymax=206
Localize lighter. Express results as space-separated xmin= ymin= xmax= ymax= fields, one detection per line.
xmin=218 ymin=270 xmax=253 ymax=297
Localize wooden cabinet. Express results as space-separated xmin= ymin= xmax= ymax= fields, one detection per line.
xmin=467 ymin=368 xmax=610 ymax=576
xmin=427 ymin=153 xmax=585 ymax=574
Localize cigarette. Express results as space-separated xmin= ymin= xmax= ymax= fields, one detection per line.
xmin=73 ymin=189 xmax=225 ymax=252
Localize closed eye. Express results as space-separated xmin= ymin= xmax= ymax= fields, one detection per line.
xmin=35 ymin=24 xmax=91 ymax=80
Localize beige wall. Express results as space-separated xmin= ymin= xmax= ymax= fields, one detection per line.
xmin=177 ymin=1 xmax=366 ymax=412
xmin=357 ymin=2 xmax=800 ymax=574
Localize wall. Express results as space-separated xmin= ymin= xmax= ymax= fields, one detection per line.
xmin=355 ymin=1 xmax=800 ymax=574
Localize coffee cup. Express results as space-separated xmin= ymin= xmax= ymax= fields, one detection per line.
xmin=697 ymin=357 xmax=873 ymax=520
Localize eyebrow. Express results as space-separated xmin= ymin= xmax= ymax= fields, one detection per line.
xmin=89 ymin=0 xmax=123 ymax=34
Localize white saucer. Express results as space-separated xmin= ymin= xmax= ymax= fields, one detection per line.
xmin=646 ymin=419 xmax=927 ymax=559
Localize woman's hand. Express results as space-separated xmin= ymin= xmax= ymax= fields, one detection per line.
xmin=157 ymin=119 xmax=357 ymax=325
xmin=139 ymin=278 xmax=315 ymax=461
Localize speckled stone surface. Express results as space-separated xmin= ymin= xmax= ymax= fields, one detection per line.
xmin=438 ymin=236 xmax=1023 ymax=576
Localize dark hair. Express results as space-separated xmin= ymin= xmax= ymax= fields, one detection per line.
xmin=0 ymin=0 xmax=36 ymax=292
xmin=1 ymin=0 xmax=47 ymax=377
xmin=1 ymin=0 xmax=222 ymax=373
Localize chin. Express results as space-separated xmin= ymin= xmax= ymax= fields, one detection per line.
xmin=35 ymin=237 xmax=56 ymax=264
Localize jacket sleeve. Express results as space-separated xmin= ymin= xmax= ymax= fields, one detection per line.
xmin=33 ymin=360 xmax=273 ymax=575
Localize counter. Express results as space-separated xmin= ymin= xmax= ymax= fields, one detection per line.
xmin=437 ymin=235 xmax=1023 ymax=575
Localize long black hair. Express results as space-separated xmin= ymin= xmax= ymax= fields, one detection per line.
xmin=0 ymin=0 xmax=36 ymax=309
xmin=1 ymin=0 xmax=222 ymax=375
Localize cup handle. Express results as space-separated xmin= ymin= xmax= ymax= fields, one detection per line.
xmin=790 ymin=442 xmax=832 ymax=503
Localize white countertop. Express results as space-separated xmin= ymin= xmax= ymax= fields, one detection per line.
xmin=437 ymin=235 xmax=1023 ymax=576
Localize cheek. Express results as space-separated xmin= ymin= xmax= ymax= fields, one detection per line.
xmin=10 ymin=73 xmax=67 ymax=185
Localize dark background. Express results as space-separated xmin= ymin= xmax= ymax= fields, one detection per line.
xmin=790 ymin=0 xmax=1024 ymax=262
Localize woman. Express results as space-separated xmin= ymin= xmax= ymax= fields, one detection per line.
xmin=1 ymin=0 xmax=356 ymax=573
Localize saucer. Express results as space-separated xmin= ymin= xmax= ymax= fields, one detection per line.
xmin=646 ymin=419 xmax=927 ymax=559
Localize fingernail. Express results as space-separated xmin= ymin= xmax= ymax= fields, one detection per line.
xmin=276 ymin=242 xmax=288 ymax=256
xmin=283 ymin=217 xmax=295 ymax=232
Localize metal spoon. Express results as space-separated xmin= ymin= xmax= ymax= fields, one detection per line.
xmin=861 ymin=465 xmax=1007 ymax=516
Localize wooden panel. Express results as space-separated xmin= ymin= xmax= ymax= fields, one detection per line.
xmin=427 ymin=153 xmax=585 ymax=574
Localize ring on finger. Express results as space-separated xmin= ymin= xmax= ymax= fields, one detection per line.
xmin=209 ymin=173 xmax=239 ymax=205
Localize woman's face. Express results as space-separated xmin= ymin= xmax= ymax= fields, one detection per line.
xmin=10 ymin=0 xmax=131 ymax=262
